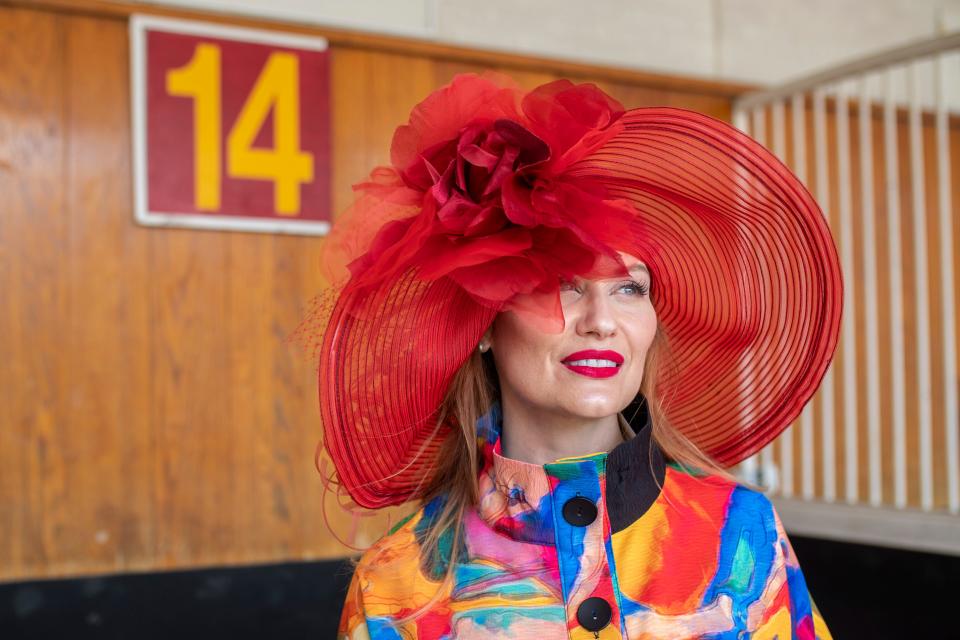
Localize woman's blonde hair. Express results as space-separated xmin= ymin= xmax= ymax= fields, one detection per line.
xmin=349 ymin=323 xmax=749 ymax=629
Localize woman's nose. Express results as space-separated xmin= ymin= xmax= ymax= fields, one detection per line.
xmin=575 ymin=287 xmax=617 ymax=338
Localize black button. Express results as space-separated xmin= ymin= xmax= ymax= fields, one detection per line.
xmin=576 ymin=596 xmax=612 ymax=632
xmin=562 ymin=496 xmax=598 ymax=526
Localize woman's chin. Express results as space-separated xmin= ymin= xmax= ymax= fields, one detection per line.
xmin=557 ymin=396 xmax=627 ymax=420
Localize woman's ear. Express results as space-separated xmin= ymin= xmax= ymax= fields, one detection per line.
xmin=478 ymin=325 xmax=494 ymax=353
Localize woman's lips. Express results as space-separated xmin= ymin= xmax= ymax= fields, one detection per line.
xmin=561 ymin=350 xmax=624 ymax=379
xmin=563 ymin=361 xmax=621 ymax=378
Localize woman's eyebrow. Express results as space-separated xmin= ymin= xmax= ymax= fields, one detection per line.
xmin=628 ymin=263 xmax=649 ymax=275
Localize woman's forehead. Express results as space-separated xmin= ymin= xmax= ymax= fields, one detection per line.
xmin=616 ymin=251 xmax=646 ymax=269
xmin=601 ymin=250 xmax=649 ymax=276
xmin=567 ymin=261 xmax=650 ymax=284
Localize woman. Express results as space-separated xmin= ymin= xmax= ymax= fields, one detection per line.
xmin=303 ymin=72 xmax=840 ymax=639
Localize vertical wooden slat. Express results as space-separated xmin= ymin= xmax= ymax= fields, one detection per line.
xmin=730 ymin=106 xmax=757 ymax=485
xmin=952 ymin=89 xmax=960 ymax=515
xmin=751 ymin=105 xmax=766 ymax=144
xmin=732 ymin=105 xmax=748 ymax=133
xmin=872 ymin=96 xmax=896 ymax=509
xmin=933 ymin=54 xmax=959 ymax=515
xmin=813 ymin=86 xmax=837 ymax=503
xmin=883 ymin=67 xmax=909 ymax=509
xmin=771 ymin=98 xmax=794 ymax=499
xmin=906 ymin=61 xmax=934 ymax=511
xmin=849 ymin=96 xmax=871 ymax=509
xmin=834 ymin=81 xmax=859 ymax=504
xmin=858 ymin=74 xmax=884 ymax=508
xmin=920 ymin=92 xmax=948 ymax=514
xmin=790 ymin=92 xmax=817 ymax=502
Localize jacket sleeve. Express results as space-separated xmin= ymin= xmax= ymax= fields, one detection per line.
xmin=754 ymin=498 xmax=833 ymax=640
xmin=338 ymin=562 xmax=372 ymax=640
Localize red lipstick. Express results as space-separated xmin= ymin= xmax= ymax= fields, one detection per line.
xmin=561 ymin=349 xmax=624 ymax=379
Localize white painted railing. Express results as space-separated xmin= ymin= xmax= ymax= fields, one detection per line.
xmin=732 ymin=33 xmax=960 ymax=555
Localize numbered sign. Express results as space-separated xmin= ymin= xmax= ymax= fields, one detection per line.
xmin=129 ymin=15 xmax=331 ymax=235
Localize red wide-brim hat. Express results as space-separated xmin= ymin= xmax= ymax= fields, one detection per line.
xmin=299 ymin=71 xmax=843 ymax=509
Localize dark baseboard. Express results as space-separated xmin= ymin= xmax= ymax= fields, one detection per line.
xmin=1 ymin=558 xmax=355 ymax=639
xmin=790 ymin=535 xmax=956 ymax=638
xmin=1 ymin=536 xmax=955 ymax=638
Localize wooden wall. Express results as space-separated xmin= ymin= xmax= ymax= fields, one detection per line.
xmin=0 ymin=0 xmax=747 ymax=582
xmin=754 ymin=97 xmax=960 ymax=512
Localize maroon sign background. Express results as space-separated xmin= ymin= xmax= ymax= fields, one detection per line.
xmin=140 ymin=22 xmax=330 ymax=226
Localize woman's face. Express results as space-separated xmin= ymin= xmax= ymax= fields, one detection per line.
xmin=487 ymin=251 xmax=657 ymax=421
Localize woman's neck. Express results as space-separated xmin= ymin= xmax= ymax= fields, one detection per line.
xmin=498 ymin=395 xmax=627 ymax=465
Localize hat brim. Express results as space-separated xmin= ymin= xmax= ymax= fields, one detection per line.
xmin=572 ymin=108 xmax=842 ymax=466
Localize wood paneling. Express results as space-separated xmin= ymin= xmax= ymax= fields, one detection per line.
xmin=758 ymin=96 xmax=960 ymax=512
xmin=0 ymin=2 xmax=746 ymax=581
xmin=1 ymin=4 xmax=67 ymax=577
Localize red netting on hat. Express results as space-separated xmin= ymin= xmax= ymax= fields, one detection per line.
xmin=291 ymin=72 xmax=842 ymax=509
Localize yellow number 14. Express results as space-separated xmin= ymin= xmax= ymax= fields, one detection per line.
xmin=166 ymin=43 xmax=314 ymax=216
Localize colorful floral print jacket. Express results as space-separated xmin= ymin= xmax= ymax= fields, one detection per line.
xmin=338 ymin=401 xmax=832 ymax=639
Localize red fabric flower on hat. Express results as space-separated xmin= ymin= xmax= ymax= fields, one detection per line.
xmin=328 ymin=72 xmax=644 ymax=332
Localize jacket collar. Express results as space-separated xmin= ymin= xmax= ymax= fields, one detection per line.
xmin=475 ymin=400 xmax=666 ymax=544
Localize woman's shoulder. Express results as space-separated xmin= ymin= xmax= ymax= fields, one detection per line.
xmin=664 ymin=459 xmax=743 ymax=488
xmin=351 ymin=493 xmax=450 ymax=580
xmin=666 ymin=459 xmax=764 ymax=490
xmin=343 ymin=494 xmax=455 ymax=630
xmin=338 ymin=500 xmax=438 ymax=637
xmin=353 ymin=503 xmax=427 ymax=573
xmin=664 ymin=460 xmax=778 ymax=520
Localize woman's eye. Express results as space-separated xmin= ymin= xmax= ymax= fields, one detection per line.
xmin=621 ymin=280 xmax=650 ymax=296
xmin=560 ymin=279 xmax=649 ymax=296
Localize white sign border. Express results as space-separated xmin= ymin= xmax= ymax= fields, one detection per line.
xmin=129 ymin=13 xmax=331 ymax=236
